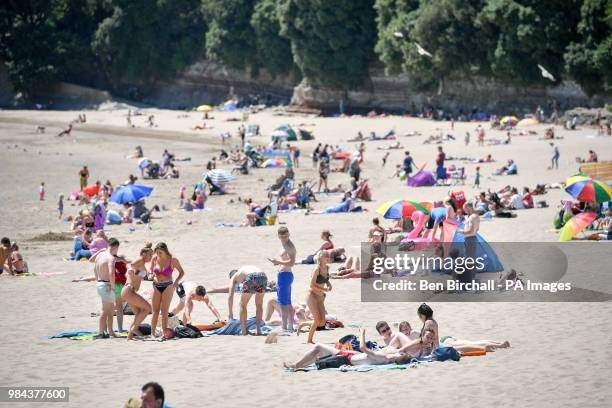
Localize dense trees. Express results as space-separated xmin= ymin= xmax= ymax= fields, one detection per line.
xmin=278 ymin=0 xmax=376 ymax=88
xmin=0 ymin=0 xmax=610 ymax=97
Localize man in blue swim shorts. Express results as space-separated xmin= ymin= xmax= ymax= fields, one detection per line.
xmin=268 ymin=227 xmax=296 ymax=332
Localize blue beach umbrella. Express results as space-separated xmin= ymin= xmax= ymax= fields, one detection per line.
xmin=110 ymin=184 xmax=153 ymax=204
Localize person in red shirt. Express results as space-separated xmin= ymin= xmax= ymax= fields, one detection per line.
xmin=522 ymin=187 xmax=534 ymax=208
xmin=436 ymin=146 xmax=446 ymax=181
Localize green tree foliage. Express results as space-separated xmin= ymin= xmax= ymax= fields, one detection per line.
xmin=251 ymin=0 xmax=294 ymax=77
xmin=375 ymin=0 xmax=491 ymax=90
xmin=476 ymin=0 xmax=581 ymax=84
xmin=93 ymin=0 xmax=206 ymax=86
xmin=564 ymin=0 xmax=612 ymax=95
xmin=278 ymin=0 xmax=376 ymax=89
xmin=0 ymin=0 xmax=108 ymax=95
xmin=201 ymin=0 xmax=258 ymax=70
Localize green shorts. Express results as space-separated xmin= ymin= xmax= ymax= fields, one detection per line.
xmin=115 ymin=283 xmax=124 ymax=297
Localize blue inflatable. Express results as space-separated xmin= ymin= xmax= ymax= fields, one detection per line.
xmin=448 ymin=223 xmax=504 ymax=273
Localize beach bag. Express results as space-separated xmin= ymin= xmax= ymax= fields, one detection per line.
xmin=432 ymin=346 xmax=461 ymax=362
xmin=175 ymin=324 xmax=203 ymax=338
xmin=335 ymin=334 xmax=357 ymax=351
xmin=138 ymin=323 xmax=152 ymax=335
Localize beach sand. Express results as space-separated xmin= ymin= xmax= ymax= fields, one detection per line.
xmin=0 ymin=108 xmax=610 ymax=407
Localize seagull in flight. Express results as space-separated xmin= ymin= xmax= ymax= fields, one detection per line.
xmin=415 ymin=42 xmax=432 ymax=57
xmin=538 ymin=64 xmax=555 ymax=81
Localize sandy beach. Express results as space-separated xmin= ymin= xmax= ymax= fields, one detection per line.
xmin=0 ymin=108 xmax=611 ymax=407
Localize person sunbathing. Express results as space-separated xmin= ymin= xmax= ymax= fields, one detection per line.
xmin=377 ymin=142 xmax=402 ymax=150
xmin=439 ymin=336 xmax=510 ymax=352
xmin=171 ymin=282 xmax=221 ymax=324
xmin=283 ymin=328 xmax=412 ymax=370
xmin=353 ymin=179 xmax=372 ymax=201
xmin=398 ymin=321 xmax=420 ymax=340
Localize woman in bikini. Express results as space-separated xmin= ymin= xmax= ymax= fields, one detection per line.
xmin=122 ymin=243 xmax=154 ymax=340
xmin=304 ymin=250 xmax=332 ymax=344
xmin=150 ymin=242 xmax=185 ymax=337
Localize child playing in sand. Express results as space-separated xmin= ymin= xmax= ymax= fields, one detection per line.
xmin=39 ymin=182 xmax=45 ymax=201
xmin=58 ymin=194 xmax=64 ymax=219
xmin=179 ymin=186 xmax=186 ymax=208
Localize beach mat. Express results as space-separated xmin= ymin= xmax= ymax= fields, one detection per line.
xmin=203 ymin=317 xmax=271 ymax=335
xmin=290 ymin=358 xmax=430 ymax=372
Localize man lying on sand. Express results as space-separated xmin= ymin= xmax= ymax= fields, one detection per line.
xmin=283 ymin=328 xmax=412 ymax=370
xmin=171 ymin=281 xmax=221 ymax=324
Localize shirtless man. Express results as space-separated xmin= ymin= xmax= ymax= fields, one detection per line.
xmin=459 ymin=203 xmax=480 ymax=283
xmin=268 ymin=227 xmax=296 ymax=331
xmin=0 ymin=237 xmax=15 ymax=275
xmin=376 ymin=321 xmax=414 ymax=350
xmin=171 ymin=282 xmax=221 ymax=324
xmin=228 ymin=266 xmax=269 ymax=335
xmin=283 ymin=328 xmax=412 ymax=370
xmin=93 ymin=238 xmax=119 ymax=339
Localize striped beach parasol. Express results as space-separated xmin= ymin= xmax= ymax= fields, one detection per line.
xmin=559 ymin=212 xmax=597 ymax=242
xmin=565 ymin=173 xmax=612 ymax=203
xmin=376 ymin=200 xmax=430 ymax=220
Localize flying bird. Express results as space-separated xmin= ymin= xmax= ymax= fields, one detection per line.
xmin=538 ymin=64 xmax=555 ymax=82
xmin=393 ymin=31 xmax=404 ymax=39
xmin=415 ymin=42 xmax=432 ymax=57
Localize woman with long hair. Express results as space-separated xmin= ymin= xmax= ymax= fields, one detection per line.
xmin=122 ymin=243 xmax=154 ymax=340
xmin=304 ymin=250 xmax=332 ymax=343
xmin=149 ymin=242 xmax=185 ymax=337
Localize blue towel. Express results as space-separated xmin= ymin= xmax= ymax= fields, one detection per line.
xmin=48 ymin=331 xmax=95 ymax=339
xmin=204 ymin=317 xmax=271 ymax=335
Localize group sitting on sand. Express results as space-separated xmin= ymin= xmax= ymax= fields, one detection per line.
xmin=284 ymin=304 xmax=510 ymax=370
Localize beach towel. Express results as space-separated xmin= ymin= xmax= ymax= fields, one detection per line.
xmin=290 ymin=358 xmax=430 ymax=372
xmin=203 ymin=317 xmax=271 ymax=335
xmin=579 ymin=162 xmax=612 ymax=181
xmin=48 ymin=331 xmax=128 ymax=340
xmin=215 ymin=223 xmax=242 ymax=228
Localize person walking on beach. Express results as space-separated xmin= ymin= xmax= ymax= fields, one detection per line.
xmin=38 ymin=182 xmax=45 ymax=201
xmin=268 ymin=226 xmax=296 ymax=332
xmin=228 ymin=265 xmax=269 ymax=335
xmin=93 ymin=238 xmax=119 ymax=339
xmin=403 ymin=151 xmax=415 ymax=179
xmin=312 ymin=143 xmax=322 ymax=168
xmin=79 ymin=166 xmax=89 ymax=191
xmin=459 ymin=203 xmax=479 ymax=283
xmin=550 ymin=142 xmax=560 ymax=169
xmin=57 ymin=193 xmax=64 ymax=219
xmin=436 ymin=146 xmax=446 ymax=182
xmin=465 ymin=131 xmax=470 ymax=146
xmin=473 ymin=166 xmax=481 ymax=188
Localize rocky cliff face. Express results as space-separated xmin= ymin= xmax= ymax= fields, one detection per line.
xmin=142 ymin=60 xmax=296 ymax=109
xmin=291 ymin=67 xmax=610 ymax=114
xmin=2 ymin=58 xmax=609 ymax=112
